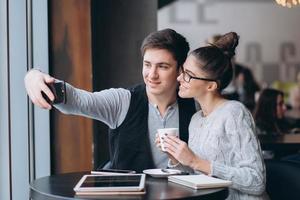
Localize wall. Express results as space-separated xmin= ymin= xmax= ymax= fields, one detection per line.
xmin=48 ymin=0 xmax=157 ymax=172
xmin=91 ymin=0 xmax=157 ymax=167
xmin=0 ymin=0 xmax=50 ymax=199
xmin=49 ymin=0 xmax=94 ymax=174
xmin=158 ymin=0 xmax=300 ymax=85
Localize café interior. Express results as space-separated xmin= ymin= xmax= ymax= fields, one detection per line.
xmin=1 ymin=0 xmax=300 ymax=199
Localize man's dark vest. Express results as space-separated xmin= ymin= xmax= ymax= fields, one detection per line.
xmin=108 ymin=84 xmax=196 ymax=172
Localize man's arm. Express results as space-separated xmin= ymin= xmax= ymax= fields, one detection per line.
xmin=24 ymin=69 xmax=131 ymax=129
xmin=55 ymin=84 xmax=130 ymax=129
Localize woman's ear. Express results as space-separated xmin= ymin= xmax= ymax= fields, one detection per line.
xmin=207 ymin=82 xmax=218 ymax=91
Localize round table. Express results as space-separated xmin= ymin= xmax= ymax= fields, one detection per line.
xmin=30 ymin=172 xmax=228 ymax=200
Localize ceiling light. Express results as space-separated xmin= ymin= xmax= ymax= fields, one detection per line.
xmin=275 ymin=0 xmax=300 ymax=8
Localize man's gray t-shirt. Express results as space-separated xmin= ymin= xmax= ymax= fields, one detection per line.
xmin=55 ymin=83 xmax=180 ymax=168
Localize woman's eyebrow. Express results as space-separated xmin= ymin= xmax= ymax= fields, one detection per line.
xmin=184 ymin=69 xmax=196 ymax=76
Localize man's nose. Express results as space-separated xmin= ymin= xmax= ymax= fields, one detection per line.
xmin=149 ymin=66 xmax=158 ymax=78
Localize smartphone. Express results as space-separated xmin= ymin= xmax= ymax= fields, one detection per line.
xmin=42 ymin=81 xmax=66 ymax=104
xmin=91 ymin=168 xmax=136 ymax=175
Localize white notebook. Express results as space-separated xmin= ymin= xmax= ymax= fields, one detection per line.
xmin=168 ymin=174 xmax=232 ymax=189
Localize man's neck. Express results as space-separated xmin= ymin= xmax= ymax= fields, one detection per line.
xmin=146 ymin=91 xmax=177 ymax=117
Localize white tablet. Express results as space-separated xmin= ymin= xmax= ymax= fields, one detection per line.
xmin=73 ymin=174 xmax=146 ymax=193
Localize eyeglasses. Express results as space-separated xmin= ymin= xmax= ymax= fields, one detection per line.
xmin=181 ymin=70 xmax=217 ymax=83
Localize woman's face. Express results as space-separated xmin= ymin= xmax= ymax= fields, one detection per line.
xmin=177 ymin=55 xmax=216 ymax=99
xmin=276 ymin=94 xmax=286 ymax=119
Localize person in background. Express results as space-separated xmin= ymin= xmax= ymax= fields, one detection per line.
xmin=254 ymin=88 xmax=300 ymax=160
xmin=207 ymin=34 xmax=260 ymax=112
xmin=253 ymin=88 xmax=292 ymax=137
xmin=24 ymin=28 xmax=196 ymax=173
xmin=236 ymin=67 xmax=260 ymax=112
xmin=289 ymin=71 xmax=300 ymax=110
xmin=157 ymin=32 xmax=267 ymax=199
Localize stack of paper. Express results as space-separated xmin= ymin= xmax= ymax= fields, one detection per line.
xmin=168 ymin=174 xmax=232 ymax=189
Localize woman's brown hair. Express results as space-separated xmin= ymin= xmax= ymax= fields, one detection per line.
xmin=190 ymin=32 xmax=239 ymax=90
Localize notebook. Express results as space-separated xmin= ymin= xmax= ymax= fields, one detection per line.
xmin=74 ymin=174 xmax=146 ymax=195
xmin=168 ymin=174 xmax=232 ymax=189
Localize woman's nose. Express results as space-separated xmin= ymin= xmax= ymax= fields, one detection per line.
xmin=177 ymin=72 xmax=183 ymax=82
xmin=283 ymin=104 xmax=287 ymax=112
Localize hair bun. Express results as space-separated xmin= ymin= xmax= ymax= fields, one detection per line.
xmin=223 ymin=50 xmax=235 ymax=58
xmin=214 ymin=32 xmax=239 ymax=59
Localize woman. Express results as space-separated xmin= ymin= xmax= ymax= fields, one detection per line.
xmin=253 ymin=88 xmax=297 ymax=160
xmin=157 ymin=32 xmax=267 ymax=199
xmin=236 ymin=67 xmax=260 ymax=112
xmin=253 ymin=88 xmax=290 ymax=136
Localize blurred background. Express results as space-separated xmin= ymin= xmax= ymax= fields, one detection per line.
xmin=1 ymin=0 xmax=300 ymax=199
xmin=158 ymin=0 xmax=300 ymax=86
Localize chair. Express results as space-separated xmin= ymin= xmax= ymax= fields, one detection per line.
xmin=265 ymin=160 xmax=300 ymax=200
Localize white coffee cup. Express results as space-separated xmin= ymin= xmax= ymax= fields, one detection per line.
xmin=157 ymin=128 xmax=179 ymax=151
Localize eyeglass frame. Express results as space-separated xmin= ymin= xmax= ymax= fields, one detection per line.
xmin=181 ymin=70 xmax=218 ymax=83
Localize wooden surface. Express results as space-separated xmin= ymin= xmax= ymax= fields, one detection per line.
xmin=261 ymin=134 xmax=300 ymax=159
xmin=261 ymin=134 xmax=300 ymax=144
xmin=49 ymin=0 xmax=93 ymax=174
xmin=30 ymin=172 xmax=228 ymax=200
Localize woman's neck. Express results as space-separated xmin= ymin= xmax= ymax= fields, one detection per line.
xmin=196 ymin=94 xmax=226 ymax=117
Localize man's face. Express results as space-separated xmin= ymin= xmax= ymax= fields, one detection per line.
xmin=142 ymin=48 xmax=179 ymax=97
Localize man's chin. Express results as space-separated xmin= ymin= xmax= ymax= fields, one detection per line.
xmin=146 ymin=86 xmax=162 ymax=95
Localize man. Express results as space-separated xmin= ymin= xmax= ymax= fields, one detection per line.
xmin=24 ymin=29 xmax=196 ymax=172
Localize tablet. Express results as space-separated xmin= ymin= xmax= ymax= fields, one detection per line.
xmin=73 ymin=174 xmax=146 ymax=193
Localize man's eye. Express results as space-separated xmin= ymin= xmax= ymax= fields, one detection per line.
xmin=144 ymin=63 xmax=151 ymax=68
xmin=159 ymin=65 xmax=169 ymax=69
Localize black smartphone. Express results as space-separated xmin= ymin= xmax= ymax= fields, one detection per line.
xmin=91 ymin=168 xmax=136 ymax=174
xmin=42 ymin=81 xmax=66 ymax=104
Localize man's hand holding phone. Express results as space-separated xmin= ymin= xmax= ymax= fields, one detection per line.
xmin=42 ymin=81 xmax=66 ymax=105
xmin=24 ymin=69 xmax=65 ymax=109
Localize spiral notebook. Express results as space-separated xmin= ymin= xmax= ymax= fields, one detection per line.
xmin=168 ymin=174 xmax=232 ymax=189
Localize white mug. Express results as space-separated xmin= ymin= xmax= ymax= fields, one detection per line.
xmin=157 ymin=128 xmax=179 ymax=151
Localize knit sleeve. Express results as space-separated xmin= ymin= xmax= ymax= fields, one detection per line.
xmin=211 ymin=106 xmax=266 ymax=195
xmin=54 ymin=83 xmax=131 ymax=129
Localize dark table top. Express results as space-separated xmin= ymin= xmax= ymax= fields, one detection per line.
xmin=260 ymin=134 xmax=300 ymax=159
xmin=30 ymin=172 xmax=228 ymax=200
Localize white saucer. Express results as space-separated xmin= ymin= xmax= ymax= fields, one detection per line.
xmin=143 ymin=169 xmax=182 ymax=178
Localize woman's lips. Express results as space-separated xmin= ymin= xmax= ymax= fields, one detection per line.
xmin=179 ymin=84 xmax=188 ymax=90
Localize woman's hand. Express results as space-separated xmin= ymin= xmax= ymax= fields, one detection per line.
xmin=155 ymin=133 xmax=162 ymax=150
xmin=155 ymin=133 xmax=179 ymax=164
xmin=163 ymin=135 xmax=211 ymax=174
xmin=24 ymin=69 xmax=56 ymax=109
xmin=163 ymin=135 xmax=197 ymax=167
